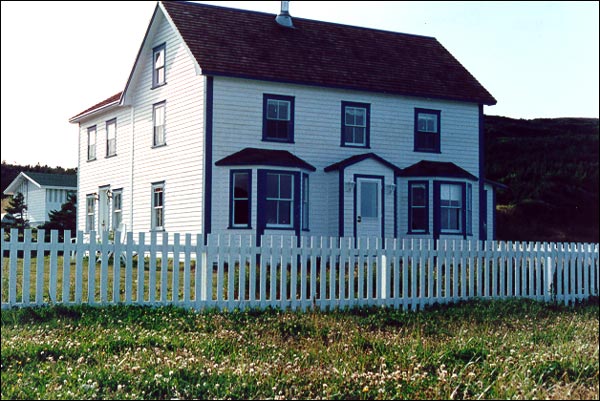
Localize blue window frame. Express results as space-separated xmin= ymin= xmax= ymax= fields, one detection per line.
xmin=106 ymin=118 xmax=117 ymax=157
xmin=408 ymin=181 xmax=429 ymax=233
xmin=87 ymin=126 xmax=96 ymax=161
xmin=466 ymin=183 xmax=473 ymax=235
xmin=414 ymin=108 xmax=441 ymax=153
xmin=301 ymin=173 xmax=309 ymax=231
xmin=153 ymin=101 xmax=166 ymax=147
xmin=433 ymin=181 xmax=468 ymax=238
xmin=86 ymin=194 xmax=95 ymax=232
xmin=229 ymin=170 xmax=252 ymax=228
xmin=263 ymin=94 xmax=294 ymax=143
xmin=152 ymin=43 xmax=166 ymax=88
xmin=341 ymin=101 xmax=370 ymax=148
xmin=151 ymin=182 xmax=165 ymax=231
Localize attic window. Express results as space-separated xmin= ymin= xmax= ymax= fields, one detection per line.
xmin=152 ymin=43 xmax=166 ymax=88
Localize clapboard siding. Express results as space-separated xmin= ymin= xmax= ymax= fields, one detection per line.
xmin=76 ymin=8 xmax=205 ymax=235
xmin=211 ymin=76 xmax=481 ymax=239
xmin=127 ymin=11 xmax=205 ymax=234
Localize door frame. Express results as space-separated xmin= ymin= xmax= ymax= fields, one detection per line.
xmin=353 ymin=174 xmax=384 ymax=239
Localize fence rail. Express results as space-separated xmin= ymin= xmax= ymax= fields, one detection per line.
xmin=2 ymin=229 xmax=598 ymax=311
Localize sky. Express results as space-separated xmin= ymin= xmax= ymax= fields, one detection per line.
xmin=1 ymin=1 xmax=598 ymax=169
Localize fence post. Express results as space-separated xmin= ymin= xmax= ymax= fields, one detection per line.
xmin=380 ymin=239 xmax=388 ymax=301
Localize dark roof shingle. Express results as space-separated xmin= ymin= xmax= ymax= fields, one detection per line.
xmin=71 ymin=92 xmax=122 ymax=120
xmin=397 ymin=160 xmax=477 ymax=180
xmin=163 ymin=1 xmax=496 ymax=105
xmin=215 ymin=148 xmax=316 ymax=171
xmin=24 ymin=172 xmax=77 ymax=188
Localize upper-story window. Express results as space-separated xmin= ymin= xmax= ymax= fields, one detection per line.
xmin=87 ymin=126 xmax=97 ymax=161
xmin=263 ymin=94 xmax=294 ymax=143
xmin=153 ymin=101 xmax=166 ymax=147
xmin=152 ymin=43 xmax=166 ymax=88
xmin=106 ymin=119 xmax=117 ymax=157
xmin=341 ymin=101 xmax=370 ymax=147
xmin=414 ymin=108 xmax=441 ymax=153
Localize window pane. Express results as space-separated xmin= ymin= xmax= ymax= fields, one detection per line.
xmin=266 ymin=200 xmax=278 ymax=224
xmin=354 ymin=128 xmax=365 ymax=145
xmin=344 ymin=126 xmax=354 ymax=143
xmin=266 ymin=174 xmax=279 ymax=198
xmin=412 ymin=208 xmax=427 ymax=231
xmin=279 ymin=174 xmax=292 ymax=199
xmin=234 ymin=173 xmax=249 ymax=198
xmin=278 ymin=200 xmax=292 ymax=225
xmin=412 ymin=185 xmax=426 ymax=206
xmin=155 ymin=208 xmax=163 ymax=228
xmin=360 ymin=182 xmax=377 ymax=218
xmin=234 ymin=200 xmax=249 ymax=225
xmin=354 ymin=109 xmax=365 ymax=126
xmin=155 ymin=49 xmax=164 ymax=68
xmin=154 ymin=105 xmax=164 ymax=125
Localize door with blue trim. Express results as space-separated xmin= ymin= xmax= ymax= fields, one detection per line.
xmin=356 ymin=177 xmax=381 ymax=238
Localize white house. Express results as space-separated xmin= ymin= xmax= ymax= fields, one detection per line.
xmin=70 ymin=1 xmax=503 ymax=243
xmin=3 ymin=172 xmax=77 ymax=227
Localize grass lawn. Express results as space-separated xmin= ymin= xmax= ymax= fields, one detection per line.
xmin=1 ymin=298 xmax=598 ymax=400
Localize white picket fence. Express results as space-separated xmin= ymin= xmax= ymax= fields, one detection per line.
xmin=1 ymin=229 xmax=599 ymax=311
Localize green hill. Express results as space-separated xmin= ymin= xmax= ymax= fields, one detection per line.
xmin=484 ymin=115 xmax=599 ymax=243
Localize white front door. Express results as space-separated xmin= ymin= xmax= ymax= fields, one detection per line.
xmin=98 ymin=188 xmax=110 ymax=232
xmin=356 ymin=177 xmax=382 ymax=238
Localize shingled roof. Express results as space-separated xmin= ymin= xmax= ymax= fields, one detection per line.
xmin=162 ymin=1 xmax=496 ymax=105
xmin=70 ymin=92 xmax=122 ymax=121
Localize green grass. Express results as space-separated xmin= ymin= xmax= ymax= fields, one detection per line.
xmin=1 ymin=298 xmax=598 ymax=400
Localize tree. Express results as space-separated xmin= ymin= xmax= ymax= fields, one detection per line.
xmin=5 ymin=192 xmax=28 ymax=229
xmin=39 ymin=193 xmax=77 ymax=239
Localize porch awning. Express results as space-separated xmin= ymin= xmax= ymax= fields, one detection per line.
xmin=397 ymin=160 xmax=477 ymax=181
xmin=324 ymin=153 xmax=402 ymax=173
xmin=215 ymin=147 xmax=316 ymax=171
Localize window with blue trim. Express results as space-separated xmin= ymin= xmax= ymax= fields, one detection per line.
xmin=106 ymin=119 xmax=117 ymax=157
xmin=151 ymin=182 xmax=164 ymax=231
xmin=414 ymin=108 xmax=441 ymax=152
xmin=112 ymin=189 xmax=123 ymax=230
xmin=230 ymin=171 xmax=251 ymax=228
xmin=86 ymin=194 xmax=95 ymax=232
xmin=301 ymin=173 xmax=309 ymax=230
xmin=341 ymin=101 xmax=370 ymax=147
xmin=466 ymin=183 xmax=473 ymax=235
xmin=153 ymin=102 xmax=166 ymax=147
xmin=152 ymin=43 xmax=166 ymax=88
xmin=440 ymin=183 xmax=462 ymax=233
xmin=87 ymin=126 xmax=96 ymax=161
xmin=265 ymin=172 xmax=294 ymax=228
xmin=263 ymin=94 xmax=294 ymax=142
xmin=408 ymin=181 xmax=429 ymax=233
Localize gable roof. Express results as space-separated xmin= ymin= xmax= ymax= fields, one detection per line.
xmin=397 ymin=160 xmax=477 ymax=181
xmin=3 ymin=172 xmax=77 ymax=195
xmin=215 ymin=147 xmax=316 ymax=171
xmin=70 ymin=92 xmax=122 ymax=122
xmin=324 ymin=153 xmax=402 ymax=174
xmin=162 ymin=1 xmax=496 ymax=105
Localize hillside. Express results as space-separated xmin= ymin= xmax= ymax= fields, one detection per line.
xmin=484 ymin=115 xmax=599 ymax=243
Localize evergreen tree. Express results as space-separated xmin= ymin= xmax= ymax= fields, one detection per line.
xmin=5 ymin=192 xmax=28 ymax=229
xmin=39 ymin=193 xmax=77 ymax=239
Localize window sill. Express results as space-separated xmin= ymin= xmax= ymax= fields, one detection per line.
xmin=407 ymin=231 xmax=430 ymax=235
xmin=151 ymin=82 xmax=167 ymax=90
xmin=152 ymin=143 xmax=167 ymax=149
xmin=265 ymin=226 xmax=295 ymax=230
xmin=105 ymin=154 xmax=117 ymax=159
xmin=413 ymin=148 xmax=441 ymax=154
xmin=228 ymin=226 xmax=253 ymax=230
xmin=87 ymin=158 xmax=97 ymax=162
xmin=262 ymin=138 xmax=294 ymax=144
xmin=341 ymin=143 xmax=369 ymax=149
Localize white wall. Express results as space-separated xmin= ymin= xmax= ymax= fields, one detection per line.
xmin=211 ymin=76 xmax=482 ymax=239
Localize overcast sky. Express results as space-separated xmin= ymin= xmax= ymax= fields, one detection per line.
xmin=1 ymin=1 xmax=598 ymax=169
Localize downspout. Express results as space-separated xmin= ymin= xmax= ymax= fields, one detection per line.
xmin=76 ymin=123 xmax=81 ymax=233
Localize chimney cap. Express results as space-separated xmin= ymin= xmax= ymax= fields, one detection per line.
xmin=275 ymin=1 xmax=294 ymax=28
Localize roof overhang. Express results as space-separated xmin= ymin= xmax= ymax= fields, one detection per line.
xmin=324 ymin=153 xmax=402 ymax=174
xmin=397 ymin=160 xmax=478 ymax=181
xmin=215 ymin=147 xmax=316 ymax=171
